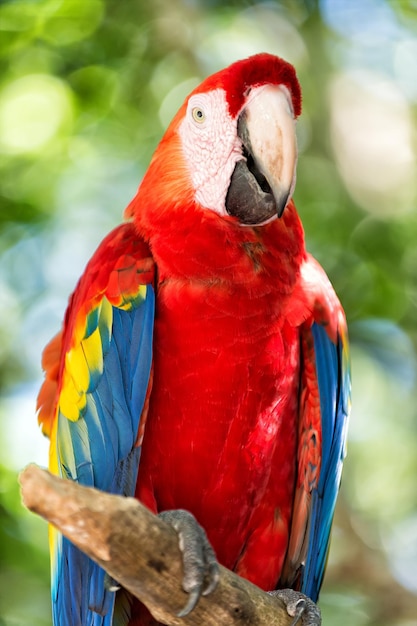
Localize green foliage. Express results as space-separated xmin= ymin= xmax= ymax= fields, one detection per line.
xmin=0 ymin=465 xmax=50 ymax=625
xmin=1 ymin=0 xmax=417 ymax=624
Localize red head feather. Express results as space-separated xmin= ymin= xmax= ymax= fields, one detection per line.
xmin=191 ymin=53 xmax=302 ymax=119
xmin=126 ymin=53 xmax=302 ymax=238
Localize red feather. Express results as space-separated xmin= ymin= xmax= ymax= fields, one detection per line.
xmin=192 ymin=53 xmax=302 ymax=118
xmin=134 ymin=202 xmax=307 ymax=589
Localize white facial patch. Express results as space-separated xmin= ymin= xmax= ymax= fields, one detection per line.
xmin=178 ymin=89 xmax=243 ymax=216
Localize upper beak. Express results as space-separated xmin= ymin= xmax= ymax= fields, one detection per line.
xmin=243 ymin=84 xmax=297 ymax=217
xmin=226 ymin=84 xmax=297 ymax=224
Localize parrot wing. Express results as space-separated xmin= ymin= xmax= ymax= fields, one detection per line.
xmin=37 ymin=222 xmax=155 ymax=626
xmin=280 ymin=254 xmax=351 ymax=602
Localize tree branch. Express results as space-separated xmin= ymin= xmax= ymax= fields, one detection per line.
xmin=19 ymin=464 xmax=292 ymax=626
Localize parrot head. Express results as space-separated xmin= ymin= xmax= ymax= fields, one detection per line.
xmin=128 ymin=53 xmax=301 ymax=231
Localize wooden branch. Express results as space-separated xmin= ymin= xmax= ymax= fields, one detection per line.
xmin=19 ymin=464 xmax=292 ymax=626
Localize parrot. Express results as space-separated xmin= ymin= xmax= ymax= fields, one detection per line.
xmin=37 ymin=53 xmax=350 ymax=626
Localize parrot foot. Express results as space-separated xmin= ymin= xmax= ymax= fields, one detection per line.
xmin=104 ymin=572 xmax=121 ymax=592
xmin=158 ymin=509 xmax=220 ymax=617
xmin=269 ymin=589 xmax=321 ymax=626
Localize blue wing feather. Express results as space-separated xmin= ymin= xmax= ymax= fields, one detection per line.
xmin=52 ymin=286 xmax=155 ymax=626
xmin=301 ymin=322 xmax=350 ymax=601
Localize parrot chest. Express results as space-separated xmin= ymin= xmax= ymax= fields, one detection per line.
xmin=137 ymin=277 xmax=300 ymax=588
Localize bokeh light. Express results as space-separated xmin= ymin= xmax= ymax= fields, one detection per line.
xmin=329 ymin=71 xmax=416 ymax=216
xmin=0 ymin=74 xmax=74 ymax=154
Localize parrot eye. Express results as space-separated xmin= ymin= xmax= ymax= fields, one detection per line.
xmin=192 ymin=107 xmax=206 ymax=123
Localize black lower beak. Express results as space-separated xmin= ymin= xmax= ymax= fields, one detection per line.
xmin=225 ymin=159 xmax=279 ymax=225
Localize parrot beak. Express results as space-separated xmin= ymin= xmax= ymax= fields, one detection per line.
xmin=226 ymin=85 xmax=297 ymax=225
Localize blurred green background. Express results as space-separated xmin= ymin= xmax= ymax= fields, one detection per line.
xmin=1 ymin=0 xmax=417 ymax=624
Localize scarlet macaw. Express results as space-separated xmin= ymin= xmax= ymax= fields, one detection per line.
xmin=37 ymin=53 xmax=350 ymax=626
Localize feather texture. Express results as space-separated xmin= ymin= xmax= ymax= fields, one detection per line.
xmin=38 ymin=223 xmax=155 ymax=625
xmin=280 ymin=255 xmax=350 ymax=600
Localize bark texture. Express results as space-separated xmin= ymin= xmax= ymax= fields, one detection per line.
xmin=20 ymin=464 xmax=293 ymax=626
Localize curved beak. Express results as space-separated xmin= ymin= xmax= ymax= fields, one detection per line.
xmin=243 ymin=84 xmax=297 ymax=217
xmin=226 ymin=84 xmax=297 ymax=224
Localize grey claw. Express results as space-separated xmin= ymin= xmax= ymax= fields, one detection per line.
xmin=176 ymin=586 xmax=202 ymax=618
xmin=289 ymin=599 xmax=307 ymax=626
xmin=269 ymin=589 xmax=321 ymax=626
xmin=202 ymin=560 xmax=220 ymax=596
xmin=104 ymin=572 xmax=120 ymax=592
xmin=159 ymin=509 xmax=220 ymax=617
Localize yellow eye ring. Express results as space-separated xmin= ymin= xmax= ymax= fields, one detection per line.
xmin=192 ymin=107 xmax=205 ymax=123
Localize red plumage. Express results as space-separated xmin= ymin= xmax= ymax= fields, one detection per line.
xmin=136 ymin=204 xmax=306 ymax=588
xmin=193 ymin=53 xmax=302 ymax=118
